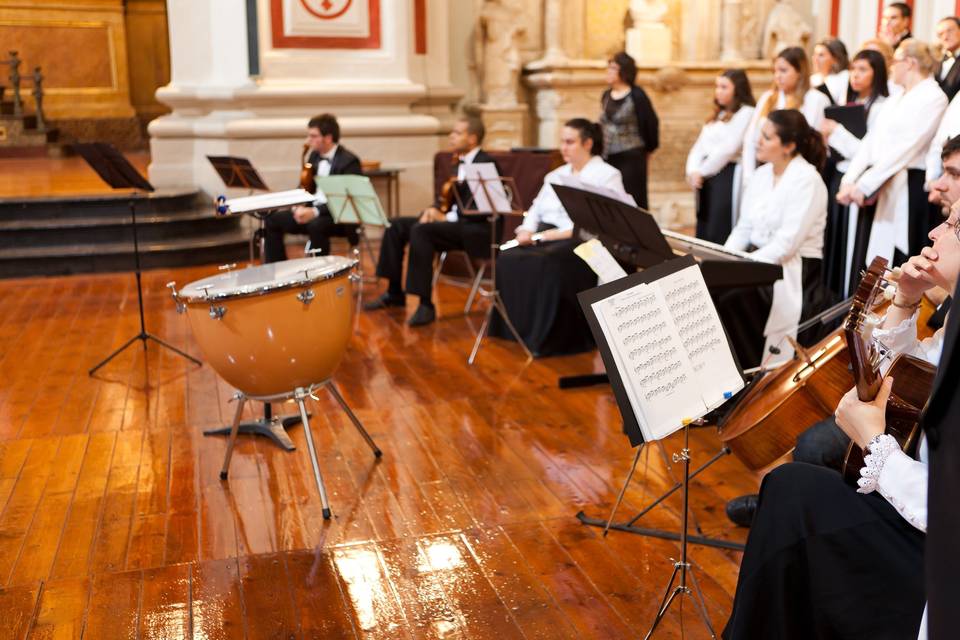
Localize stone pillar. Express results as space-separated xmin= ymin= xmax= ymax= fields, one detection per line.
xmin=149 ymin=0 xmax=461 ymax=211
xmin=721 ymin=0 xmax=745 ymax=61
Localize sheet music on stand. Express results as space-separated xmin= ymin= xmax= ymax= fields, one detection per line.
xmin=461 ymin=162 xmax=515 ymax=214
xmin=579 ymin=254 xmax=745 ymax=446
xmin=315 ymin=175 xmax=390 ymax=227
xmin=216 ymin=189 xmax=316 ymax=215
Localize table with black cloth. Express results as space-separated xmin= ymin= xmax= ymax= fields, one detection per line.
xmin=488 ymin=238 xmax=597 ymax=357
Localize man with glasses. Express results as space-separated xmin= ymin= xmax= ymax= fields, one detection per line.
xmin=723 ymin=136 xmax=960 ymax=640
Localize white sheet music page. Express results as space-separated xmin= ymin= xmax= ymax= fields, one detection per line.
xmin=593 ymin=283 xmax=704 ymax=441
xmin=655 ymin=263 xmax=744 ymax=409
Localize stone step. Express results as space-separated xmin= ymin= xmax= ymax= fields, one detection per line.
xmin=0 ymin=190 xmax=207 ymax=221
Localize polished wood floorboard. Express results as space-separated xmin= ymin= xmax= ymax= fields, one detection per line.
xmin=0 ymin=248 xmax=759 ymax=638
xmin=0 ymin=153 xmax=151 ymax=198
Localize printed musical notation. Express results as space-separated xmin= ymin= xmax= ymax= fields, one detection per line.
xmin=590 ymin=262 xmax=745 ymax=443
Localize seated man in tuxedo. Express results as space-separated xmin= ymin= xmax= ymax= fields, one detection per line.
xmin=364 ymin=115 xmax=498 ymax=326
xmin=264 ymin=113 xmax=362 ymax=262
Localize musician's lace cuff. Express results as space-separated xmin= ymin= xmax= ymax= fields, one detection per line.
xmin=857 ymin=434 xmax=900 ymax=495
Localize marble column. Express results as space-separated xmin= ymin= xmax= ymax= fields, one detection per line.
xmin=721 ymin=0 xmax=745 ymax=61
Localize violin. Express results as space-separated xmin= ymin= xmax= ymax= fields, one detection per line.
xmin=299 ymin=143 xmax=316 ymax=194
xmin=437 ymin=153 xmax=461 ymax=214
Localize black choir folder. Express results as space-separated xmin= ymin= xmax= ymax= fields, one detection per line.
xmin=824 ymin=104 xmax=867 ymax=139
xmin=578 ymin=255 xmax=746 ymax=447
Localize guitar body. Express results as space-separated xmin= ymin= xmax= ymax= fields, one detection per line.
xmin=840 ymin=353 xmax=937 ymax=484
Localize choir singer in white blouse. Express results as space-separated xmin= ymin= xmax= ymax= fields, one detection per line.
xmin=685 ymin=69 xmax=756 ymax=244
xmin=719 ymin=110 xmax=832 ymax=368
xmin=838 ymin=39 xmax=948 ymax=267
xmin=740 ymin=46 xmax=830 ymax=188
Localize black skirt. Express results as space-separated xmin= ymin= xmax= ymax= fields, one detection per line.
xmin=605 ymin=147 xmax=649 ymax=211
xmin=723 ymin=463 xmax=925 ymax=640
xmin=846 ymin=201 xmax=877 ymax=296
xmin=715 ymin=257 xmax=837 ymax=369
xmin=822 ymin=165 xmax=848 ymax=297
xmin=489 ymin=238 xmax=597 ymax=357
xmin=696 ymin=163 xmax=736 ymax=245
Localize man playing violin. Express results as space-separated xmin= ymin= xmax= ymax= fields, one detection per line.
xmin=263 ymin=113 xmax=363 ymax=263
xmin=722 ymin=136 xmax=960 ymax=640
xmin=365 ymin=114 xmax=499 ymax=327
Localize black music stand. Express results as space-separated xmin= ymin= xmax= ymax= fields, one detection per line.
xmin=207 ymin=155 xmax=271 ymax=262
xmin=76 ymin=143 xmax=202 ymax=376
xmin=203 ymin=156 xmax=305 ymax=451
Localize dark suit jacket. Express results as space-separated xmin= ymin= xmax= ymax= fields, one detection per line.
xmin=433 ymin=149 xmax=501 ymax=218
xmin=923 ymin=280 xmax=960 ymax=638
xmin=938 ymin=55 xmax=960 ymax=103
xmin=308 ymin=144 xmax=362 ymax=180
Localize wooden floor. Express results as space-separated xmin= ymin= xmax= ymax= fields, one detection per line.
xmin=0 ymin=244 xmax=761 ymax=638
xmin=0 ymin=153 xmax=151 ymax=198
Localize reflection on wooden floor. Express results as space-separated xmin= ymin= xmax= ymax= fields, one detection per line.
xmin=0 ymin=250 xmax=758 ymax=638
xmin=0 ymin=153 xmax=150 ymax=198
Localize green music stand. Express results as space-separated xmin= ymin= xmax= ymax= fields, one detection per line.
xmin=314 ymin=174 xmax=389 ymax=288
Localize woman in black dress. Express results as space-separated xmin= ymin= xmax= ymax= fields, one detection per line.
xmin=599 ymin=51 xmax=659 ymax=210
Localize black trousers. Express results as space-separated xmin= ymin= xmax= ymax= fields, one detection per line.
xmin=606 ymin=147 xmax=649 ymax=210
xmin=375 ymin=215 xmax=490 ymax=300
xmin=696 ymin=162 xmax=736 ymax=244
xmin=723 ymin=463 xmax=925 ymax=640
xmin=263 ymin=208 xmax=359 ymax=263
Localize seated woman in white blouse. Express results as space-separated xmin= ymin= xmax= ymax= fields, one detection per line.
xmin=723 ymin=199 xmax=960 ymax=640
xmin=490 ymin=118 xmax=627 ymax=356
xmin=718 ymin=109 xmax=834 ymax=368
xmin=685 ymin=69 xmax=756 ymax=244
xmin=741 ymin=46 xmax=831 ymax=188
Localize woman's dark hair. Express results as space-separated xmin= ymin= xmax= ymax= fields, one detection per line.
xmin=564 ymin=118 xmax=604 ymax=156
xmin=852 ymin=49 xmax=890 ymax=99
xmin=609 ymin=51 xmax=638 ymax=86
xmin=816 ymin=38 xmax=850 ymax=74
xmin=766 ymin=109 xmax=827 ymax=169
xmin=712 ymin=69 xmax=756 ymax=122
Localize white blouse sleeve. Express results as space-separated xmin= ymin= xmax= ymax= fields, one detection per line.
xmin=686 ymin=126 xmax=708 ymax=177
xmin=697 ymin=108 xmax=754 ymax=178
xmin=740 ymin=93 xmax=771 ymax=186
xmin=876 ymin=449 xmax=928 ymax=532
xmin=724 ymin=184 xmax=756 ymax=252
xmin=855 ymin=89 xmax=947 ymax=197
xmin=801 ymin=90 xmax=830 ymax=129
xmin=925 ymin=95 xmax=960 ymax=184
xmin=827 ymin=124 xmax=862 ymax=161
xmin=517 ymin=182 xmax=551 ymax=233
xmin=872 ymin=312 xmax=945 ymax=366
xmin=750 ymin=171 xmax=822 ymax=264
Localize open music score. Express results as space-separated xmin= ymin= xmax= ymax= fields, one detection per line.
xmin=581 ymin=255 xmax=745 ymax=445
xmin=215 ymin=189 xmax=316 ymax=216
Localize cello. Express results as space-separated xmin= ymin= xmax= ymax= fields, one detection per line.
xmin=717 ymin=277 xmax=939 ymax=473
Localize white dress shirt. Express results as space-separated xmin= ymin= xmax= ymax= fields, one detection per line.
xmin=820 ymin=70 xmax=850 ymax=105
xmin=940 ymin=53 xmax=956 ymax=82
xmin=740 ymin=88 xmax=831 ymax=187
xmin=725 ymin=156 xmax=827 ymax=360
xmin=517 ymin=156 xmax=626 ymax=233
xmin=842 ymin=77 xmax=948 ymax=261
xmin=827 ymin=95 xmax=888 ymax=173
xmin=925 ymin=91 xmax=960 ymax=185
xmin=685 ymin=106 xmax=755 ymax=178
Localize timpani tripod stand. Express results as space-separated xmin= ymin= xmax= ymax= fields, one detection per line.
xmin=75 ymin=143 xmax=202 ymax=376
xmin=464 ymin=175 xmax=533 ymax=365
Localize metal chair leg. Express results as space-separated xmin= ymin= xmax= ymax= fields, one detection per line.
xmin=464 ymin=262 xmax=487 ymax=315
xmin=432 ymin=251 xmax=448 ymax=289
xmin=326 ymin=382 xmax=382 ymax=458
xmin=219 ymin=393 xmax=248 ymax=479
xmin=295 ymin=388 xmax=333 ymax=519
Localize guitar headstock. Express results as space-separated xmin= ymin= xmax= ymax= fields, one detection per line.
xmin=844 ymin=256 xmax=889 ymax=401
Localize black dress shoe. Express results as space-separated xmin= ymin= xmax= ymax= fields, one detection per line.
xmin=363 ymin=292 xmax=405 ymax=311
xmin=725 ymin=494 xmax=759 ymax=528
xmin=407 ymin=304 xmax=436 ymax=327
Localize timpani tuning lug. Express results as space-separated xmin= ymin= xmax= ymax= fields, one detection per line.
xmin=218 ymin=263 xmax=237 ymax=272
xmin=208 ymin=305 xmax=227 ymax=320
xmin=297 ymin=289 xmax=315 ymax=305
xmin=166 ymin=281 xmax=185 ymax=314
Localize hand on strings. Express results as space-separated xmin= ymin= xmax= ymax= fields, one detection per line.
xmin=835 ymin=377 xmax=893 ymax=449
xmin=687 ymin=172 xmax=703 ymax=190
xmin=293 ymin=206 xmax=319 ymax=223
xmin=515 ymin=229 xmax=534 ymax=246
xmin=897 ymin=246 xmax=940 ymax=301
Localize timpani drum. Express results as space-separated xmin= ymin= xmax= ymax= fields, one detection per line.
xmin=170 ymin=256 xmax=357 ymax=397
